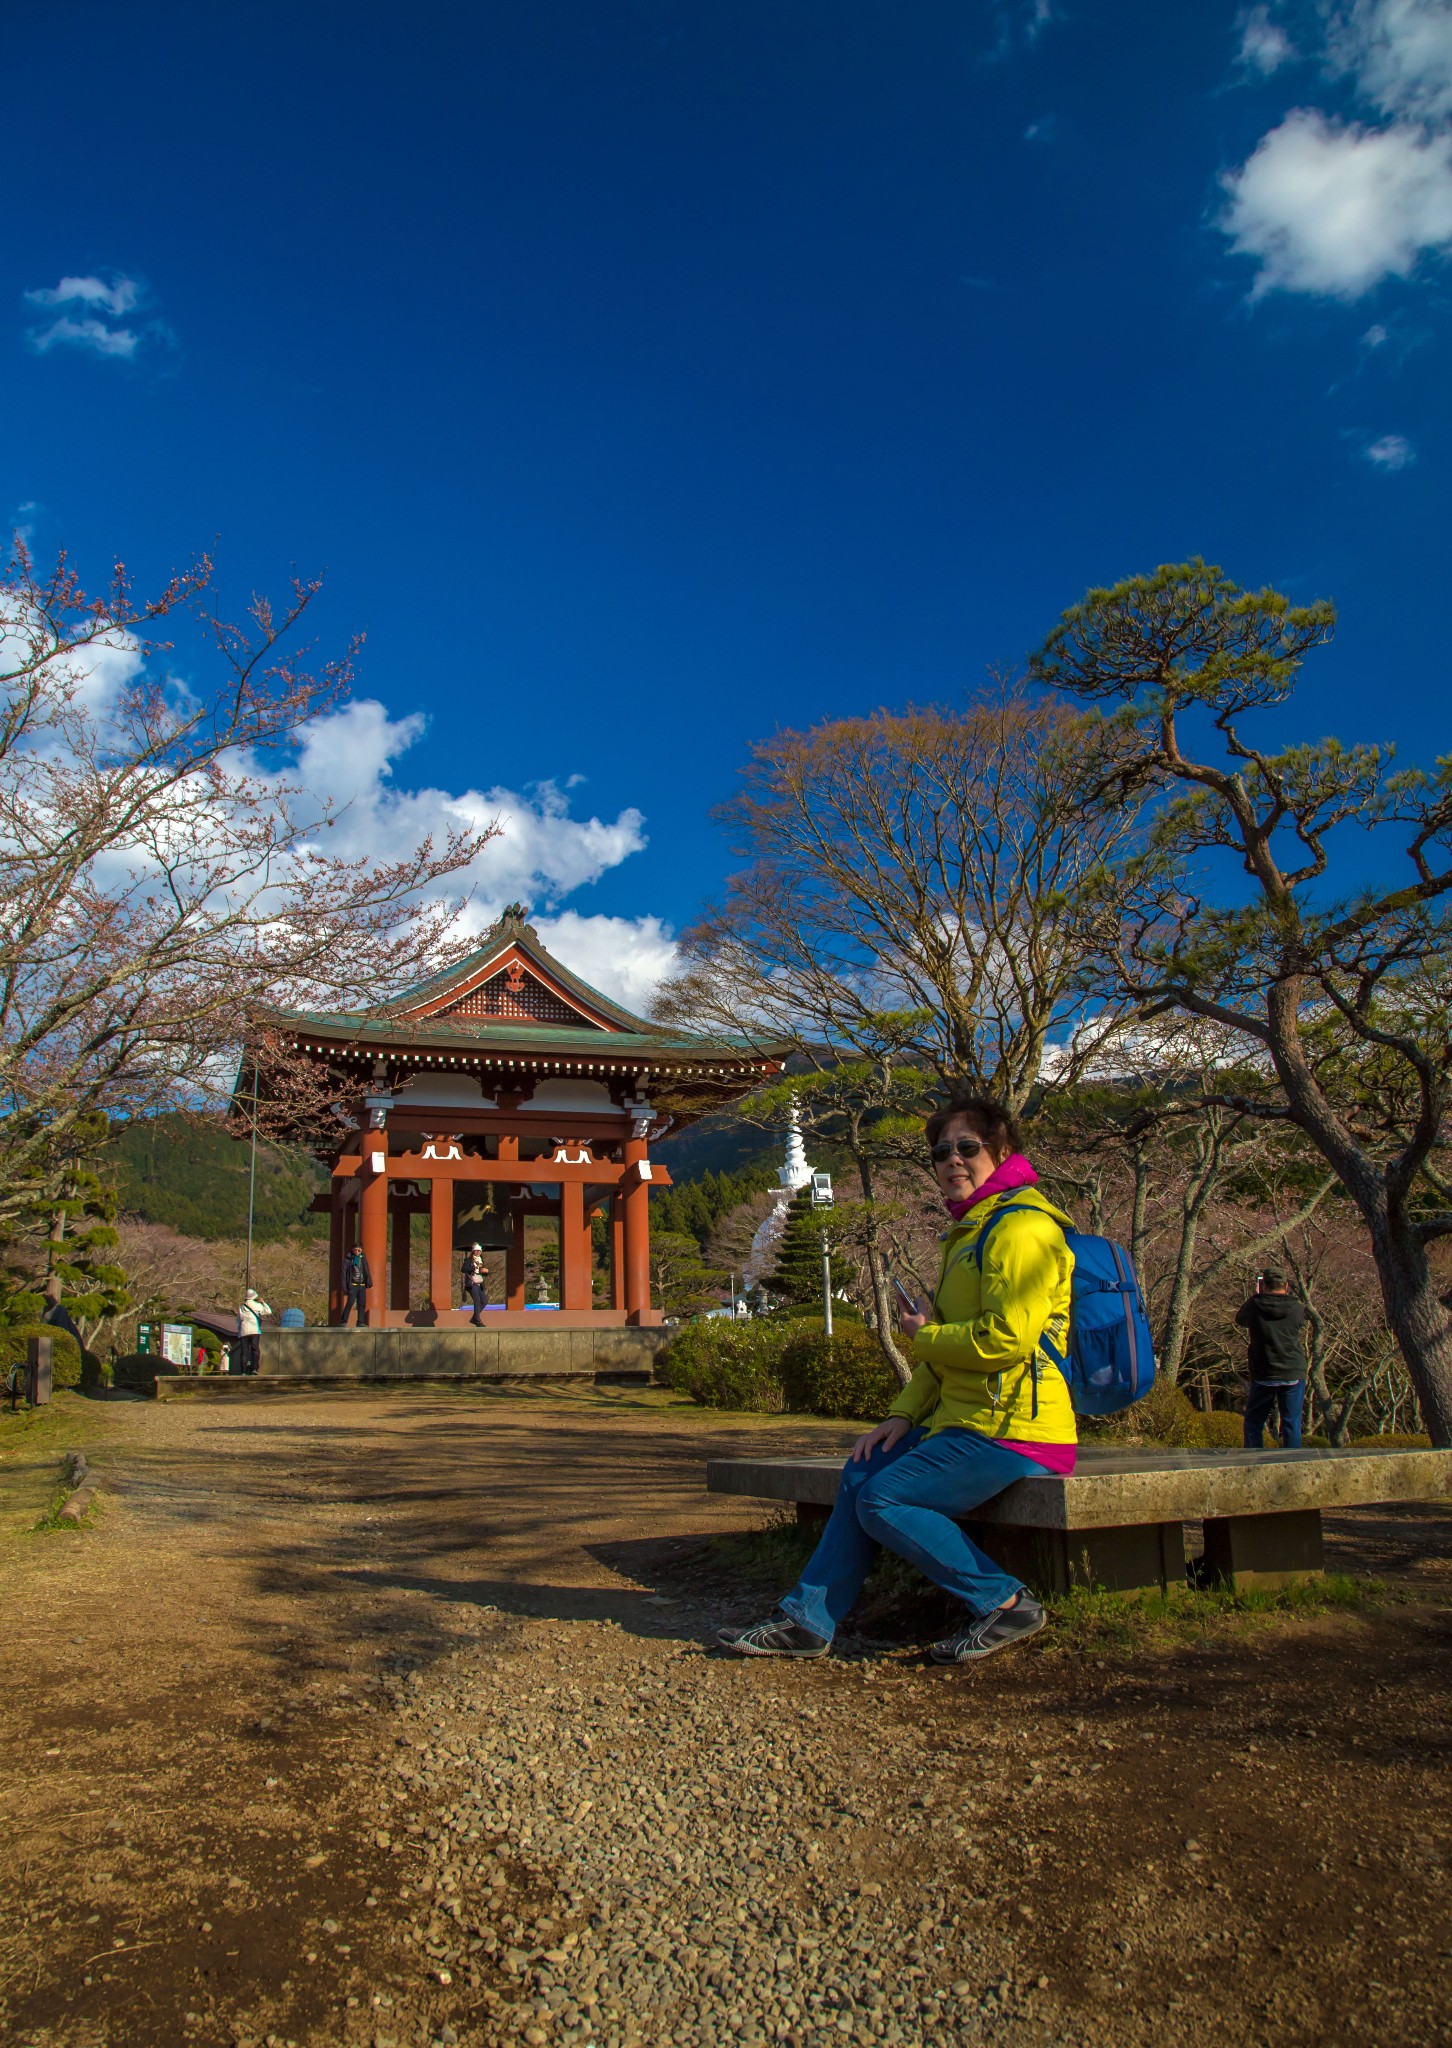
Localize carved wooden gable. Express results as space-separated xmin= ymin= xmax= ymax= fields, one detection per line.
xmin=432 ymin=955 xmax=608 ymax=1029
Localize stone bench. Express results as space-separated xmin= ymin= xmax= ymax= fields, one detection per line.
xmin=705 ymin=1444 xmax=1452 ymax=1596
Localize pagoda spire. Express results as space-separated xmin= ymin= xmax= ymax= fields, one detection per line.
xmin=778 ymin=1103 xmax=812 ymax=1193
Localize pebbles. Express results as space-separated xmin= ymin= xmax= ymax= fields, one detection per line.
xmin=365 ymin=1622 xmax=1047 ymax=2046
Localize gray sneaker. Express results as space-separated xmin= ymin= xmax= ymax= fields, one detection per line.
xmin=930 ymin=1593 xmax=1046 ymax=1664
xmin=717 ymin=1613 xmax=830 ymax=1658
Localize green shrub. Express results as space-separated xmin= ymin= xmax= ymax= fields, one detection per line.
xmin=656 ymin=1320 xmax=788 ymax=1412
xmin=1196 ymin=1409 xmax=1245 ymax=1449
xmin=0 ymin=1325 xmax=83 ymax=1390
xmin=80 ymin=1350 xmax=111 ymax=1390
xmin=112 ymin=1350 xmax=156 ymax=1390
xmin=778 ymin=1321 xmax=901 ymax=1420
xmin=1106 ymin=1379 xmax=1205 ymax=1446
xmin=1349 ymin=1430 xmax=1432 ymax=1449
xmin=658 ymin=1315 xmax=906 ymax=1418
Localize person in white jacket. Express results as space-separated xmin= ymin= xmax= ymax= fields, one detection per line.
xmin=237 ymin=1288 xmax=272 ymax=1376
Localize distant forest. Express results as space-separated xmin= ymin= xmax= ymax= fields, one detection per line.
xmin=650 ymin=1164 xmax=777 ymax=1249
xmin=107 ymin=1114 xmax=328 ymax=1243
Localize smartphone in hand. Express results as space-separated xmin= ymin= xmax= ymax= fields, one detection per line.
xmin=891 ymin=1274 xmax=920 ymax=1318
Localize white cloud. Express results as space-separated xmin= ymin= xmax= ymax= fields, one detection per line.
xmin=988 ymin=0 xmax=1054 ymax=58
xmin=25 ymin=274 xmax=140 ymax=317
xmin=531 ymin=909 xmax=679 ymax=1012
xmin=28 ymin=316 xmax=140 ymax=359
xmin=1223 ymin=2 xmax=1452 ymax=297
xmin=1362 ymin=318 xmax=1392 ymax=339
xmin=1221 ymin=106 xmax=1452 ymax=295
xmin=1328 ymin=0 xmax=1452 ymax=122
xmin=23 ymin=274 xmax=150 ymax=359
xmin=1364 ymin=428 xmax=1417 ymax=462
xmin=284 ymin=701 xmax=677 ymax=1002
xmin=1237 ymin=5 xmax=1296 ymax=75
xmin=236 ymin=697 xmax=669 ymax=1002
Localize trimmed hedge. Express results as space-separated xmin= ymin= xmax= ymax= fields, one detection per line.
xmin=656 ymin=1321 xmax=788 ymax=1413
xmin=1196 ymin=1409 xmax=1246 ymax=1449
xmin=112 ymin=1350 xmax=158 ymax=1390
xmin=0 ymin=1324 xmax=83 ymax=1390
xmin=657 ymin=1316 xmax=903 ymax=1419
xmin=778 ymin=1321 xmax=902 ymax=1420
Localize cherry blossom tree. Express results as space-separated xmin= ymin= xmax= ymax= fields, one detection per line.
xmin=0 ymin=539 xmax=492 ymax=1246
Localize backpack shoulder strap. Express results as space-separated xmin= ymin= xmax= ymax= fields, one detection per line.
xmin=973 ymin=1204 xmax=1071 ymax=1382
xmin=969 ymin=1201 xmax=1048 ymax=1272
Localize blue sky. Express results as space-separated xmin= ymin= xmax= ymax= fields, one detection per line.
xmin=6 ymin=1 xmax=1450 ymax=1002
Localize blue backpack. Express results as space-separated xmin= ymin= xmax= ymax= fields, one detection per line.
xmin=971 ymin=1204 xmax=1156 ymax=1418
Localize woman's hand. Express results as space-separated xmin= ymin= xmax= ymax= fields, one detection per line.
xmin=850 ymin=1414 xmax=912 ymax=1464
xmin=897 ymin=1292 xmax=932 ymax=1341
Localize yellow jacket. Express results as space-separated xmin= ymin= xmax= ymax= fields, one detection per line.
xmin=888 ymin=1186 xmax=1076 ymax=1444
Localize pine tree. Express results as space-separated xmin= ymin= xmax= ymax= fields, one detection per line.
xmin=766 ymin=1189 xmax=846 ymax=1312
xmin=0 ymin=1113 xmax=130 ymax=1331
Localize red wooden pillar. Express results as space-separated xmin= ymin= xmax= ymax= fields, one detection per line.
xmin=390 ymin=1200 xmax=411 ymax=1313
xmin=359 ymin=1129 xmax=389 ymax=1328
xmin=622 ymin=1137 xmax=651 ymax=1323
xmin=560 ymin=1179 xmax=593 ymax=1311
xmin=505 ymin=1203 xmax=527 ymax=1308
xmin=429 ymin=1174 xmax=455 ymax=1316
xmin=610 ymin=1193 xmax=625 ymax=1311
xmin=328 ymin=1194 xmax=346 ymax=1325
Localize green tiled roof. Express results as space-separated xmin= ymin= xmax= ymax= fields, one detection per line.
xmin=265 ymin=911 xmax=776 ymax=1064
xmin=276 ymin=1012 xmax=761 ymax=1060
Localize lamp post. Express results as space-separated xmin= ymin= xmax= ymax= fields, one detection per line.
xmin=811 ymin=1171 xmax=834 ymax=1338
xmin=244 ymin=1058 xmax=260 ymax=1296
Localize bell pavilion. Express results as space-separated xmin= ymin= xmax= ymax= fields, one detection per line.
xmin=250 ymin=908 xmax=772 ymax=1329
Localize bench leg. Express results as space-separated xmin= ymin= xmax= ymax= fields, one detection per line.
xmin=962 ymin=1521 xmax=1187 ymax=1601
xmin=1200 ymin=1509 xmax=1324 ymax=1592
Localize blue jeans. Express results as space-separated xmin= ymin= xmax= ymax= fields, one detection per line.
xmin=779 ymin=1426 xmax=1041 ymax=1642
xmin=1244 ymin=1380 xmax=1306 ymax=1450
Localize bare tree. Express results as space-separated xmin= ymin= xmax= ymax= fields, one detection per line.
xmin=656 ymin=682 xmax=1149 ymax=1107
xmin=0 ymin=541 xmax=492 ymax=1242
xmin=1037 ymin=1023 xmax=1336 ymax=1383
xmin=1033 ymin=558 xmax=1452 ymax=1441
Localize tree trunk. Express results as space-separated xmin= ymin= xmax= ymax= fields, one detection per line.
xmin=865 ymin=1239 xmax=913 ymax=1389
xmin=1156 ymin=1203 xmax=1202 ymax=1385
xmin=1366 ymin=1206 xmax=1452 ymax=1446
xmin=852 ymin=1147 xmax=912 ymax=1389
xmin=1129 ymin=1144 xmax=1150 ymax=1277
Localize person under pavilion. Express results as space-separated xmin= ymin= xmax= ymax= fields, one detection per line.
xmin=243 ymin=907 xmax=773 ymax=1329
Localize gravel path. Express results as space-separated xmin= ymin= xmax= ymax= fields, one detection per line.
xmin=3 ymin=1389 xmax=1451 ymax=2048
xmin=370 ymin=1616 xmax=1047 ymax=2048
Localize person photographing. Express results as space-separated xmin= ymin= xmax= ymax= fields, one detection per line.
xmin=1236 ymin=1269 xmax=1308 ymax=1449
xmin=236 ymin=1287 xmax=272 ymax=1374
xmin=462 ymin=1242 xmax=489 ymax=1325
xmin=342 ymin=1245 xmax=371 ymax=1328
xmin=719 ymin=1091 xmax=1076 ymax=1665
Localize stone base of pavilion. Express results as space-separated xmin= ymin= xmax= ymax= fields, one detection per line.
xmin=257 ymin=1322 xmax=669 ymax=1383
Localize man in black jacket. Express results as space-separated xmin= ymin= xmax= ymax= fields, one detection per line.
xmin=342 ymin=1245 xmax=372 ymax=1328
xmin=1236 ymin=1269 xmax=1308 ymax=1449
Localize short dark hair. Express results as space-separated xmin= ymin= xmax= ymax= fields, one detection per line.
xmin=924 ymin=1091 xmax=1022 ymax=1161
xmin=1259 ymin=1268 xmax=1286 ymax=1289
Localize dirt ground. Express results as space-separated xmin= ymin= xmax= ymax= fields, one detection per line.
xmin=0 ymin=1385 xmax=1449 ymax=2048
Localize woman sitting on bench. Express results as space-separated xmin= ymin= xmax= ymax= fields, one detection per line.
xmin=719 ymin=1092 xmax=1076 ymax=1664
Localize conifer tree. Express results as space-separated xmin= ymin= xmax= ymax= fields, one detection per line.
xmin=766 ymin=1189 xmax=846 ymax=1313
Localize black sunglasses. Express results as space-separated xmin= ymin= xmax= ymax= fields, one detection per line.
xmin=930 ymin=1137 xmax=984 ymax=1163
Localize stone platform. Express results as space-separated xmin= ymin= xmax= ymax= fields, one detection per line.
xmin=706 ymin=1444 xmax=1452 ymax=1595
xmin=255 ymin=1324 xmax=667 ymax=1381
